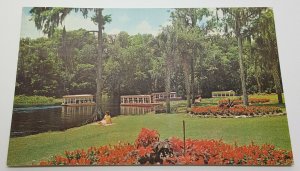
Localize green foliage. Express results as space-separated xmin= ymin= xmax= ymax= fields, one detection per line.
xmin=17 ymin=7 xmax=283 ymax=101
xmin=14 ymin=95 xmax=61 ymax=106
xmin=16 ymin=29 xmax=98 ymax=97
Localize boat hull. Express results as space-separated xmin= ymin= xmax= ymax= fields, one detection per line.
xmin=61 ymin=103 xmax=96 ymax=106
xmin=120 ymin=103 xmax=161 ymax=107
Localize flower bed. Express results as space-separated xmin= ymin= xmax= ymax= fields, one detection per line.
xmin=219 ymin=98 xmax=270 ymax=105
xmin=37 ymin=128 xmax=293 ymax=166
xmin=191 ymin=106 xmax=283 ymax=118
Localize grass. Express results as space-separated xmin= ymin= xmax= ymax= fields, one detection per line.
xmin=14 ymin=95 xmax=61 ymax=107
xmin=7 ymin=94 xmax=291 ymax=166
xmin=170 ymin=94 xmax=286 ymax=114
xmin=7 ymin=114 xmax=292 ymax=166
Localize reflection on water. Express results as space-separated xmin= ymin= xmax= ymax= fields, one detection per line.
xmin=120 ymin=106 xmax=155 ymax=115
xmin=61 ymin=106 xmax=94 ymax=118
xmin=61 ymin=106 xmax=96 ymax=125
xmin=10 ymin=103 xmax=160 ymax=137
xmin=11 ymin=105 xmax=96 ymax=137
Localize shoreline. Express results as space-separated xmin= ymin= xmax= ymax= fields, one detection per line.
xmin=9 ymin=113 xmax=288 ymax=139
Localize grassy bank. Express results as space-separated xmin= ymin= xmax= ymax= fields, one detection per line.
xmin=14 ymin=95 xmax=61 ymax=107
xmin=7 ymin=114 xmax=292 ymax=166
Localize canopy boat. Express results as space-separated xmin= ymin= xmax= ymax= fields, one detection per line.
xmin=62 ymin=94 xmax=95 ymax=106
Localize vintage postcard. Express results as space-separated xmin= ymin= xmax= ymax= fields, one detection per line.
xmin=7 ymin=7 xmax=293 ymax=166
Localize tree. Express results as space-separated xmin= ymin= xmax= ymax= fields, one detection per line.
xmin=170 ymin=8 xmax=208 ymax=108
xmin=30 ymin=7 xmax=111 ymax=118
xmin=254 ymin=9 xmax=283 ymax=103
xmin=157 ymin=26 xmax=177 ymax=113
xmin=93 ymin=9 xmax=112 ymax=118
xmin=219 ymin=8 xmax=262 ymax=106
xmin=18 ymin=7 xmax=284 ymax=113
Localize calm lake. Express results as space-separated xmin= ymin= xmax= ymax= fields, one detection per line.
xmin=10 ymin=104 xmax=157 ymax=137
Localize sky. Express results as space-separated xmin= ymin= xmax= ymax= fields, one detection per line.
xmin=21 ymin=7 xmax=173 ymax=38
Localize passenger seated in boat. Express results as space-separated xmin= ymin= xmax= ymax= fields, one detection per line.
xmin=100 ymin=111 xmax=112 ymax=126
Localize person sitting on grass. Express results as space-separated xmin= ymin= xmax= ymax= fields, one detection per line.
xmin=194 ymin=95 xmax=202 ymax=105
xmin=99 ymin=111 xmax=112 ymax=126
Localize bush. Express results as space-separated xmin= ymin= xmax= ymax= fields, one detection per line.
xmin=37 ymin=128 xmax=293 ymax=166
xmin=167 ymin=138 xmax=293 ymax=165
xmin=191 ymin=106 xmax=283 ymax=117
xmin=219 ymin=98 xmax=270 ymax=106
xmin=14 ymin=95 xmax=61 ymax=106
xmin=135 ymin=128 xmax=160 ymax=148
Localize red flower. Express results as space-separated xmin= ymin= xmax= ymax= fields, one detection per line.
xmin=135 ymin=128 xmax=160 ymax=148
xmin=137 ymin=146 xmax=153 ymax=157
xmin=37 ymin=128 xmax=293 ymax=166
xmin=191 ymin=106 xmax=282 ymax=116
xmin=39 ymin=161 xmax=49 ymax=166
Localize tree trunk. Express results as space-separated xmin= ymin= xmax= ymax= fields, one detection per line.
xmin=271 ymin=61 xmax=283 ymax=104
xmin=234 ymin=11 xmax=249 ymax=106
xmin=197 ymin=51 xmax=203 ymax=96
xmin=154 ymin=77 xmax=157 ymax=92
xmin=95 ymin=9 xmax=104 ymax=119
xmin=191 ymin=52 xmax=195 ymax=104
xmin=165 ymin=56 xmax=171 ymax=113
xmin=255 ymin=73 xmax=262 ymax=93
xmin=182 ymin=52 xmax=191 ymax=108
xmin=268 ymin=37 xmax=283 ymax=104
xmin=237 ymin=34 xmax=249 ymax=106
xmin=250 ymin=37 xmax=262 ymax=94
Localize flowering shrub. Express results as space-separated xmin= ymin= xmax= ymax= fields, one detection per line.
xmin=167 ymin=138 xmax=293 ymax=165
xmin=39 ymin=144 xmax=140 ymax=165
xmin=135 ymin=128 xmax=159 ymax=148
xmin=219 ymin=98 xmax=270 ymax=106
xmin=191 ymin=106 xmax=283 ymax=117
xmin=38 ymin=128 xmax=292 ymax=166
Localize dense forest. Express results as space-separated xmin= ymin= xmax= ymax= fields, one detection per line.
xmin=15 ymin=8 xmax=283 ymax=107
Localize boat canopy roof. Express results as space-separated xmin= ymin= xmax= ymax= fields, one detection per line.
xmin=63 ymin=94 xmax=94 ymax=98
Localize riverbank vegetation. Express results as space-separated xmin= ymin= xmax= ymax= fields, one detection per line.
xmin=14 ymin=95 xmax=61 ymax=107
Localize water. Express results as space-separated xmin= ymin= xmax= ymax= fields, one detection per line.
xmin=10 ymin=104 xmax=157 ymax=137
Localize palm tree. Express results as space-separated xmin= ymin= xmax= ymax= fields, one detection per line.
xmin=157 ymin=26 xmax=177 ymax=113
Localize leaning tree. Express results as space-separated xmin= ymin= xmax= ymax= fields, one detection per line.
xmin=254 ymin=9 xmax=283 ymax=104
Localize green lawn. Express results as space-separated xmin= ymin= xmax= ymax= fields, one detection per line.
xmin=7 ymin=114 xmax=292 ymax=166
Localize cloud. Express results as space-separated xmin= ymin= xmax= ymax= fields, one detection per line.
xmin=161 ymin=20 xmax=172 ymax=27
xmin=106 ymin=28 xmax=121 ymax=35
xmin=118 ymin=15 xmax=130 ymax=23
xmin=157 ymin=20 xmax=172 ymax=33
xmin=136 ymin=20 xmax=158 ymax=35
xmin=20 ymin=14 xmax=45 ymax=38
xmin=63 ymin=12 xmax=97 ymax=31
xmin=20 ymin=11 xmax=98 ymax=38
